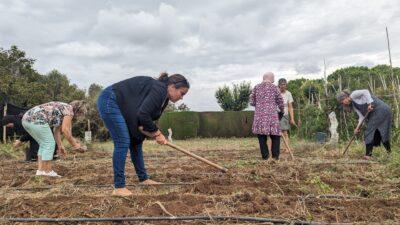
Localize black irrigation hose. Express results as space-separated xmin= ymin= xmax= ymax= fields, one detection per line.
xmin=11 ymin=182 xmax=195 ymax=191
xmin=2 ymin=216 xmax=353 ymax=224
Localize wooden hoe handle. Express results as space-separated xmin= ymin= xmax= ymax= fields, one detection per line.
xmin=343 ymin=111 xmax=370 ymax=156
xmin=139 ymin=127 xmax=228 ymax=173
xmin=281 ymin=134 xmax=294 ymax=160
xmin=166 ymin=142 xmax=228 ymax=173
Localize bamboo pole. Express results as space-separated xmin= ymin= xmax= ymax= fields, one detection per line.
xmin=386 ymin=27 xmax=400 ymax=128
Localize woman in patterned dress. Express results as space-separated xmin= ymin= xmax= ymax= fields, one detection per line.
xmin=22 ymin=101 xmax=88 ymax=177
xmin=250 ymin=72 xmax=284 ymax=160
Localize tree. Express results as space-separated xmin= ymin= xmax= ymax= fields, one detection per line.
xmin=215 ymin=81 xmax=251 ymax=111
xmin=177 ymin=103 xmax=190 ymax=111
xmin=164 ymin=102 xmax=177 ymax=112
xmin=88 ymin=83 xmax=103 ymax=99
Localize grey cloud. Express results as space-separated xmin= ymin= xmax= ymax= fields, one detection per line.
xmin=1 ymin=0 xmax=399 ymax=111
xmin=295 ymin=63 xmax=322 ymax=74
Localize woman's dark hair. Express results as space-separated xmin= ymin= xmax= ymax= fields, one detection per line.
xmin=158 ymin=72 xmax=190 ymax=89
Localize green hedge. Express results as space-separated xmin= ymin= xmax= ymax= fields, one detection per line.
xmin=198 ymin=111 xmax=254 ymax=138
xmin=158 ymin=111 xmax=254 ymax=139
xmin=158 ymin=111 xmax=199 ymax=139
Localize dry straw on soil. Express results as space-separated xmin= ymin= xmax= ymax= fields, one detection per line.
xmin=0 ymin=138 xmax=399 ymax=224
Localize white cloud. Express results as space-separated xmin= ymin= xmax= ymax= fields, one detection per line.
xmin=47 ymin=42 xmax=114 ymax=57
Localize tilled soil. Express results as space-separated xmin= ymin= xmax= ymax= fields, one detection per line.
xmin=0 ymin=143 xmax=399 ymax=224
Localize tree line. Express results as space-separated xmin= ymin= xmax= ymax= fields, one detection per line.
xmin=1 ymin=45 xmax=399 ymax=142
xmin=214 ymin=65 xmax=400 ymax=143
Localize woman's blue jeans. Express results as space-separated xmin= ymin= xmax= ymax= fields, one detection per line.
xmin=97 ymin=86 xmax=149 ymax=188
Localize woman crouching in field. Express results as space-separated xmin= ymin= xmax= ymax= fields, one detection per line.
xmin=22 ymin=101 xmax=88 ymax=177
xmin=97 ymin=72 xmax=190 ymax=196
xmin=337 ymin=89 xmax=392 ymax=160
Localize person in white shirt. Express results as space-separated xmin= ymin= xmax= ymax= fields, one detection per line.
xmin=278 ymin=78 xmax=296 ymax=151
xmin=337 ymin=89 xmax=392 ymax=160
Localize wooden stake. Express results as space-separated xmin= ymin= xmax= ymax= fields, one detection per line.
xmin=2 ymin=103 xmax=7 ymax=143
xmin=87 ymin=119 xmax=91 ymax=131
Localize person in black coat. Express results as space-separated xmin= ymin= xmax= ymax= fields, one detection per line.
xmin=2 ymin=114 xmax=59 ymax=162
xmin=97 ymin=72 xmax=190 ymax=196
xmin=2 ymin=114 xmax=39 ymax=161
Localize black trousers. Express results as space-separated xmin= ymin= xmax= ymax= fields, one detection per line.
xmin=257 ymin=134 xmax=280 ymax=159
xmin=365 ymin=130 xmax=391 ymax=156
xmin=25 ymin=140 xmax=39 ymax=161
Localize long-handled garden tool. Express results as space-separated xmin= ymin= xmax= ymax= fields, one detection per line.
xmin=281 ymin=134 xmax=294 ymax=160
xmin=342 ymin=111 xmax=370 ymax=156
xmin=139 ymin=127 xmax=228 ymax=173
xmin=166 ymin=142 xmax=228 ymax=173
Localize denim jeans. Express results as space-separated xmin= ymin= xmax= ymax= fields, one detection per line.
xmin=97 ymin=86 xmax=149 ymax=188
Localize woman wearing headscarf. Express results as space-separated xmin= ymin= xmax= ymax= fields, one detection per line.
xmin=22 ymin=100 xmax=88 ymax=176
xmin=337 ymin=89 xmax=392 ymax=160
xmin=97 ymin=72 xmax=190 ymax=196
xmin=250 ymin=72 xmax=284 ymax=160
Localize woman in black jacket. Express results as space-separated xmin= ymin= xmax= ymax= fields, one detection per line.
xmin=97 ymin=72 xmax=190 ymax=196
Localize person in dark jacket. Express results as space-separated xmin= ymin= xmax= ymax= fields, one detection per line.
xmin=97 ymin=72 xmax=190 ymax=196
xmin=2 ymin=114 xmax=61 ymax=162
xmin=2 ymin=114 xmax=39 ymax=161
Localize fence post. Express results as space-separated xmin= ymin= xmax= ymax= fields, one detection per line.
xmin=3 ymin=103 xmax=7 ymax=143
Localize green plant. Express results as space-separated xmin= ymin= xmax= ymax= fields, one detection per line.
xmin=309 ymin=176 xmax=333 ymax=194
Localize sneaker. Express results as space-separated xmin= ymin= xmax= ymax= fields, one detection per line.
xmin=42 ymin=170 xmax=61 ymax=177
xmin=35 ymin=170 xmax=45 ymax=176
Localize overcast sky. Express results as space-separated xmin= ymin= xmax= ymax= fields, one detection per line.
xmin=1 ymin=0 xmax=399 ymax=111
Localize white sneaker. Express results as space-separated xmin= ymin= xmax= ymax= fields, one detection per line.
xmin=35 ymin=170 xmax=45 ymax=176
xmin=42 ymin=170 xmax=61 ymax=177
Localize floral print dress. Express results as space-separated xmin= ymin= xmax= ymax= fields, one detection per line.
xmin=250 ymin=82 xmax=284 ymax=136
xmin=22 ymin=102 xmax=74 ymax=127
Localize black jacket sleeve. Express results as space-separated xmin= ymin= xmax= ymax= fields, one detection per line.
xmin=137 ymin=84 xmax=167 ymax=132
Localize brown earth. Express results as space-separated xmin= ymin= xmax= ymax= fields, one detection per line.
xmin=0 ymin=143 xmax=399 ymax=224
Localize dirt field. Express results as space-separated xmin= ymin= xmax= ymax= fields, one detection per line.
xmin=0 ymin=138 xmax=399 ymax=224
